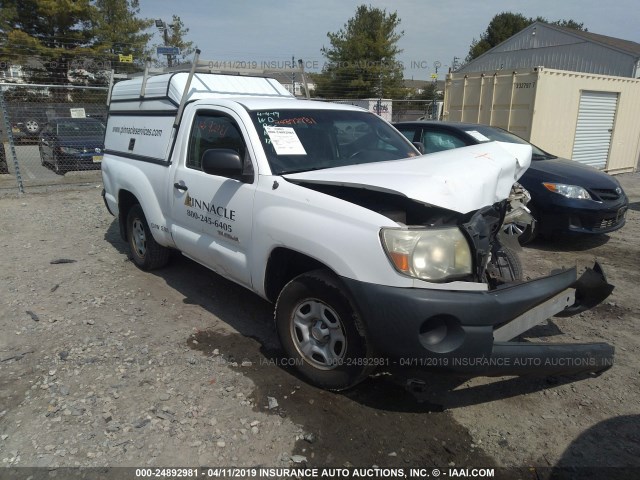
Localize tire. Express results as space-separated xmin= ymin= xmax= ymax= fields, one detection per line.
xmin=486 ymin=242 xmax=523 ymax=286
xmin=24 ymin=118 xmax=40 ymax=135
xmin=126 ymin=204 xmax=170 ymax=270
xmin=53 ymin=153 xmax=64 ymax=175
xmin=275 ymin=269 xmax=375 ymax=391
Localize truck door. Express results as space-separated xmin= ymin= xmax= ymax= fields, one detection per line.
xmin=170 ymin=109 xmax=256 ymax=288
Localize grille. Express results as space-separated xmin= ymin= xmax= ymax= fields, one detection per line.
xmin=594 ymin=218 xmax=619 ymax=230
xmin=591 ymin=188 xmax=621 ymax=201
xmin=588 ymin=208 xmax=626 ymax=231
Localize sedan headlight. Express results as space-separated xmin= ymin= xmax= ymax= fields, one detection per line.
xmin=543 ymin=183 xmax=591 ymax=200
xmin=381 ymin=227 xmax=472 ymax=281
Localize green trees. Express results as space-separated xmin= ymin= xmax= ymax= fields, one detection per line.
xmin=93 ymin=0 xmax=153 ymax=71
xmin=314 ymin=5 xmax=406 ymax=99
xmin=466 ymin=12 xmax=587 ymax=62
xmin=151 ymin=15 xmax=196 ymax=67
xmin=0 ymin=1 xmax=196 ymax=83
xmin=0 ymin=0 xmax=97 ymax=85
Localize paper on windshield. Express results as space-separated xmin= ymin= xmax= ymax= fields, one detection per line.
xmin=264 ymin=126 xmax=307 ymax=155
xmin=466 ymin=130 xmax=491 ymax=142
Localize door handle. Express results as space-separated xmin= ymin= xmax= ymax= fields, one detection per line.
xmin=173 ymin=182 xmax=188 ymax=192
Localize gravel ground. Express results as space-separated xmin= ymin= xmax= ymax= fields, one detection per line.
xmin=0 ymin=173 xmax=639 ymax=476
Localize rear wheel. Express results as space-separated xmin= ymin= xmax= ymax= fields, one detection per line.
xmin=126 ymin=204 xmax=170 ymax=270
xmin=24 ymin=118 xmax=41 ymax=135
xmin=275 ymin=269 xmax=375 ymax=391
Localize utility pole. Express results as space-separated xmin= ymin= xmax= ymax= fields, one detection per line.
xmin=156 ymin=19 xmax=173 ymax=67
xmin=377 ymin=57 xmax=385 ymax=116
xmin=164 ymin=27 xmax=172 ymax=68
xmin=291 ymin=55 xmax=296 ymax=96
xmin=432 ymin=61 xmax=441 ymax=120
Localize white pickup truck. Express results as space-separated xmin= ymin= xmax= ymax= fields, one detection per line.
xmin=101 ymin=53 xmax=614 ymax=390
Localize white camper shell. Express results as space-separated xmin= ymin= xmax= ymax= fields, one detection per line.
xmin=109 ymin=72 xmax=293 ymax=111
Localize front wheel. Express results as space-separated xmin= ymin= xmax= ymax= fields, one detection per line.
xmin=126 ymin=204 xmax=170 ymax=270
xmin=53 ymin=153 xmax=64 ymax=175
xmin=275 ymin=270 xmax=375 ymax=391
xmin=502 ymin=212 xmax=538 ymax=245
xmin=486 ymin=242 xmax=523 ymax=287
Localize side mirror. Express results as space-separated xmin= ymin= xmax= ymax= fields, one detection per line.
xmin=201 ymin=149 xmax=248 ymax=180
xmin=412 ymin=141 xmax=425 ymax=154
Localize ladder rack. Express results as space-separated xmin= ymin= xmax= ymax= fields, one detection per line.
xmin=135 ymin=49 xmax=311 ymax=127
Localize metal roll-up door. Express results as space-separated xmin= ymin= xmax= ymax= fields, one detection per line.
xmin=571 ymin=91 xmax=618 ymax=169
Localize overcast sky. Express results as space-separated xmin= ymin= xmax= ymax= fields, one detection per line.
xmin=138 ymin=0 xmax=640 ymax=79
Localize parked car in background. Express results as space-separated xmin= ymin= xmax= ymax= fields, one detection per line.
xmin=39 ymin=118 xmax=105 ymax=174
xmin=0 ymin=127 xmax=8 ymax=174
xmin=0 ymin=144 xmax=8 ymax=175
xmin=394 ymin=121 xmax=629 ymax=244
xmin=8 ymin=112 xmax=47 ymax=143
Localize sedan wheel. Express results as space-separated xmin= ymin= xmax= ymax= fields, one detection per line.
xmin=24 ymin=119 xmax=40 ymax=134
xmin=53 ymin=154 xmax=63 ymax=175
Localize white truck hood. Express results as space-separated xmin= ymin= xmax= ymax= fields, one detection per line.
xmin=283 ymin=142 xmax=532 ymax=214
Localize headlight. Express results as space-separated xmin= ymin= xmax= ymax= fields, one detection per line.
xmin=59 ymin=146 xmax=83 ymax=154
xmin=543 ymin=183 xmax=591 ymax=200
xmin=381 ymin=227 xmax=472 ymax=281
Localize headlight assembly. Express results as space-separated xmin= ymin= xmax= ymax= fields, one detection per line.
xmin=380 ymin=227 xmax=472 ymax=281
xmin=543 ymin=183 xmax=591 ymax=200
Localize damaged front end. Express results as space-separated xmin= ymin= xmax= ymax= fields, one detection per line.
xmin=422 ymin=200 xmax=616 ymax=376
xmin=459 ymin=200 xmax=615 ymax=376
xmin=286 ymin=142 xmax=616 ymax=377
xmin=478 ymin=262 xmax=614 ymax=376
xmin=299 ymin=180 xmax=617 ymax=377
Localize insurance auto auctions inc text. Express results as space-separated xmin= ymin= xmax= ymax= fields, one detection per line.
xmin=196 ymin=467 xmax=495 ymax=478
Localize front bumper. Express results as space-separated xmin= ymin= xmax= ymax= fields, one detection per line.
xmin=59 ymin=153 xmax=103 ymax=171
xmin=341 ymin=263 xmax=614 ymax=376
xmin=537 ymin=197 xmax=628 ymax=235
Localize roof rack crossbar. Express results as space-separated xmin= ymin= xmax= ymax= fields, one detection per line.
xmin=174 ymin=49 xmax=202 ymax=127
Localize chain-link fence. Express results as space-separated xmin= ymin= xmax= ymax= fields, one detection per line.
xmin=0 ymin=84 xmax=108 ymax=193
xmin=325 ymin=99 xmax=441 ymax=122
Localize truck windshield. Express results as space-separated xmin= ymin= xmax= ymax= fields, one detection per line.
xmin=249 ymin=109 xmax=419 ymax=174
